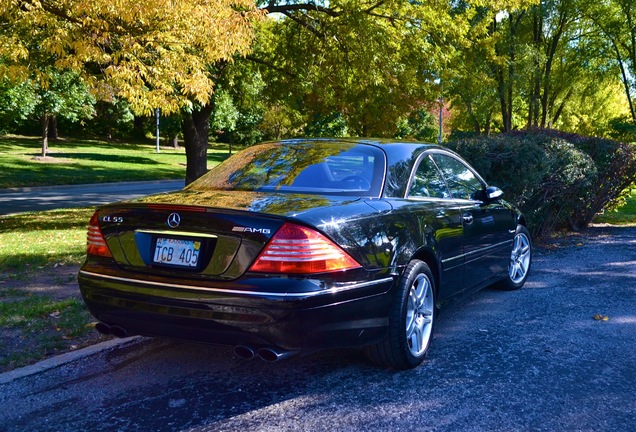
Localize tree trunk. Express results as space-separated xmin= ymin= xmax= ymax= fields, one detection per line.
xmin=551 ymin=87 xmax=574 ymax=126
xmin=182 ymin=104 xmax=214 ymax=185
xmin=47 ymin=115 xmax=59 ymax=140
xmin=613 ymin=41 xmax=636 ymax=123
xmin=132 ymin=116 xmax=147 ymax=139
xmin=540 ymin=11 xmax=567 ymax=128
xmin=459 ymin=94 xmax=481 ymax=134
xmin=170 ymin=135 xmax=179 ymax=149
xmin=41 ymin=113 xmax=50 ymax=158
xmin=528 ymin=7 xmax=542 ymax=129
xmin=484 ymin=111 xmax=492 ymax=136
xmin=492 ymin=15 xmax=514 ymax=133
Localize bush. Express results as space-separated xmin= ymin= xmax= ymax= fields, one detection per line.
xmin=447 ymin=130 xmax=636 ymax=239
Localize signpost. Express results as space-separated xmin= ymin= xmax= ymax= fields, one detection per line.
xmin=155 ymin=108 xmax=161 ymax=153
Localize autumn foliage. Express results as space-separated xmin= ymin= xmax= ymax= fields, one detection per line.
xmin=0 ymin=0 xmax=263 ymax=114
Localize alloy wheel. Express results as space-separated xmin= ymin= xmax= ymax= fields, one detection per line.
xmin=509 ymin=232 xmax=531 ymax=284
xmin=405 ymin=273 xmax=434 ymax=357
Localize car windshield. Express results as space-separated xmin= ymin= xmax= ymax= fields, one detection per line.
xmin=188 ymin=142 xmax=386 ymax=197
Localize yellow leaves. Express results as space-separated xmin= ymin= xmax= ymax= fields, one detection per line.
xmin=593 ymin=314 xmax=609 ymax=321
xmin=1 ymin=0 xmax=264 ymax=115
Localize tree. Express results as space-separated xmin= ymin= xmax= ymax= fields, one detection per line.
xmin=0 ymin=78 xmax=37 ymax=134
xmin=33 ymin=69 xmax=95 ymax=157
xmin=212 ymin=88 xmax=240 ymax=153
xmin=0 ymin=0 xmax=263 ymax=182
xmin=253 ymin=1 xmax=537 ymax=138
xmin=0 ymin=69 xmax=94 ymax=152
xmin=587 ymin=0 xmax=636 ymax=124
xmin=448 ymin=0 xmax=630 ymax=137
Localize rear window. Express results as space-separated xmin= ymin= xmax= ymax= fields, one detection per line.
xmin=188 ymin=142 xmax=386 ymax=197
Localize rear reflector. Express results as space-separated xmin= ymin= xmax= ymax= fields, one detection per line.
xmin=87 ymin=211 xmax=113 ymax=258
xmin=249 ymin=223 xmax=361 ymax=274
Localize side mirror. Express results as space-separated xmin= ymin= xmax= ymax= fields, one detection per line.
xmin=486 ymin=186 xmax=504 ymax=200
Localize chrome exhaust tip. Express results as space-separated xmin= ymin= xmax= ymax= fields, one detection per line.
xmin=257 ymin=347 xmax=298 ymax=362
xmin=234 ymin=345 xmax=256 ymax=360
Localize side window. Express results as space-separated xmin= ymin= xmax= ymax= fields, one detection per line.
xmin=430 ymin=154 xmax=484 ymax=201
xmin=408 ymin=155 xmax=451 ymax=199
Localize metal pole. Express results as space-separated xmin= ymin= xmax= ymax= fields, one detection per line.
xmin=155 ymin=108 xmax=160 ymax=154
xmin=438 ymin=77 xmax=443 ymax=145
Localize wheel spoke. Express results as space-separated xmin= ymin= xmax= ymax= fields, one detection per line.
xmin=509 ymin=262 xmax=519 ymax=280
xmin=408 ymin=321 xmax=424 ymax=353
xmin=406 ymin=310 xmax=415 ymax=334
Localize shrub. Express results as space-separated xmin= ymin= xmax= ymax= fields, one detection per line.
xmin=447 ymin=130 xmax=636 ymax=238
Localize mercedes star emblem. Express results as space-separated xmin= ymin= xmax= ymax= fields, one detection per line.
xmin=167 ymin=213 xmax=181 ymax=228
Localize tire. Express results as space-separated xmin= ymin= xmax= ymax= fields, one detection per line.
xmin=366 ymin=260 xmax=436 ymax=370
xmin=498 ymin=225 xmax=532 ymax=290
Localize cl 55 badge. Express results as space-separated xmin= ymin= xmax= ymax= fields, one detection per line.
xmin=232 ymin=226 xmax=271 ymax=234
xmin=101 ymin=216 xmax=123 ymax=223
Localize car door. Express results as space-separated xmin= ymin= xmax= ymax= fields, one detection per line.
xmin=406 ymin=153 xmax=464 ymax=300
xmin=430 ymin=153 xmax=514 ymax=291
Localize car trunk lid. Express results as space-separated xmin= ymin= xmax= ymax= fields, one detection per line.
xmin=96 ymin=190 xmax=360 ymax=280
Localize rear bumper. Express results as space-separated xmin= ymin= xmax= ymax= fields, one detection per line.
xmin=78 ymin=264 xmax=396 ymax=351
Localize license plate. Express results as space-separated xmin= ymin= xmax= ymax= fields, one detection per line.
xmin=153 ymin=237 xmax=201 ymax=268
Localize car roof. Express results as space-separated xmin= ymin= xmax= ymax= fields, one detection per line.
xmin=277 ymin=137 xmax=441 ymax=149
xmin=275 ymin=138 xmax=446 ymax=161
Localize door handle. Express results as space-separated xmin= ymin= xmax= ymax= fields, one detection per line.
xmin=462 ymin=213 xmax=474 ymax=224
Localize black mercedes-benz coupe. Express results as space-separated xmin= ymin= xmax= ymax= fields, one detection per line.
xmin=78 ymin=139 xmax=532 ymax=369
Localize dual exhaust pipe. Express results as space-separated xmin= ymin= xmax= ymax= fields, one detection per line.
xmin=234 ymin=345 xmax=298 ymax=363
xmin=95 ymin=322 xmax=294 ymax=363
xmin=95 ymin=322 xmax=129 ymax=338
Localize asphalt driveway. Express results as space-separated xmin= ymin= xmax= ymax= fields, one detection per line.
xmin=0 ymin=225 xmax=634 ymax=431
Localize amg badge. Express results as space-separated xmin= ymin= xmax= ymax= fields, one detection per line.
xmin=232 ymin=226 xmax=271 ymax=234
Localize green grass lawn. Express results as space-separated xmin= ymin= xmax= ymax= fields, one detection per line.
xmin=0 ymin=208 xmax=93 ymax=274
xmin=592 ymin=188 xmax=636 ymax=225
xmin=0 ymin=208 xmax=107 ymax=371
xmin=0 ymin=135 xmax=230 ymax=188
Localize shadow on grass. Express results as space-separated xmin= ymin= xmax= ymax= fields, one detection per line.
xmin=0 ymin=136 xmax=161 ymax=152
xmin=52 ymin=153 xmax=161 ymax=164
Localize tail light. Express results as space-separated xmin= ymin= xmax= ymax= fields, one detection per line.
xmin=249 ymin=222 xmax=361 ymax=274
xmin=87 ymin=211 xmax=113 ymax=258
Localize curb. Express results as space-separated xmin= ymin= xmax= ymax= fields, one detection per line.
xmin=0 ymin=336 xmax=147 ymax=385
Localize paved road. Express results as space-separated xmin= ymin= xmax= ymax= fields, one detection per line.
xmin=0 ymin=180 xmax=185 ymax=216
xmin=0 ymin=226 xmax=634 ymax=431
